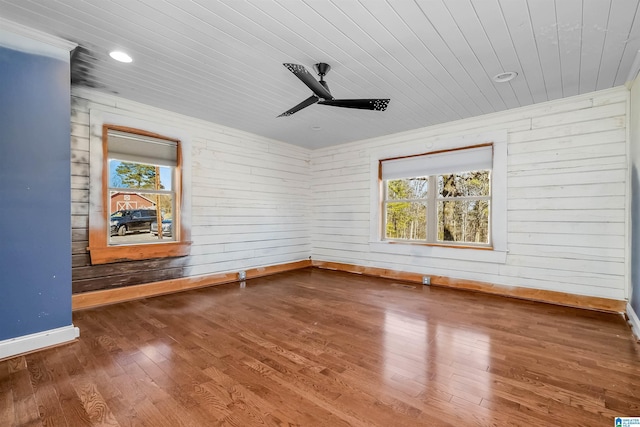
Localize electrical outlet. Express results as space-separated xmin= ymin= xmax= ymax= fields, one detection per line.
xmin=238 ymin=270 xmax=246 ymax=280
xmin=422 ymin=276 xmax=431 ymax=285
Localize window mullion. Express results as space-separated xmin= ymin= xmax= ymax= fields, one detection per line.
xmin=382 ymin=182 xmax=388 ymax=239
xmin=426 ymin=175 xmax=437 ymax=243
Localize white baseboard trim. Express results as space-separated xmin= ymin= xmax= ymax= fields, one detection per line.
xmin=627 ymin=303 xmax=640 ymax=341
xmin=0 ymin=325 xmax=80 ymax=360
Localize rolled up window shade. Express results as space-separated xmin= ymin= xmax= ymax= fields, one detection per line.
xmin=108 ymin=130 xmax=178 ymax=167
xmin=381 ymin=145 xmax=492 ymax=180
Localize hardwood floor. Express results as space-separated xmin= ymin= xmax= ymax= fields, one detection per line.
xmin=2 ymin=268 xmax=639 ymax=426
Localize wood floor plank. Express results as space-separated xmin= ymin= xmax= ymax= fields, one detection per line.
xmin=1 ymin=268 xmax=639 ymax=426
xmin=7 ymin=356 xmax=40 ymax=427
xmin=103 ymin=396 xmax=147 ymax=427
xmin=45 ymin=352 xmax=93 ymax=427
xmin=32 ymin=383 xmax=69 ymax=427
xmin=69 ymin=377 xmax=119 ymax=426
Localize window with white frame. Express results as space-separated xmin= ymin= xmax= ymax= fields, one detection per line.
xmin=380 ymin=144 xmax=493 ymax=247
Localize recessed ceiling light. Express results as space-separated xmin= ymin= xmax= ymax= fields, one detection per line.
xmin=493 ymin=71 xmax=517 ymax=83
xmin=109 ymin=50 xmax=132 ymax=63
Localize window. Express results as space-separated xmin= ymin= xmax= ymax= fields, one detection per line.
xmin=107 ymin=129 xmax=177 ymax=245
xmin=380 ymin=144 xmax=492 ymax=247
xmin=88 ymin=125 xmax=190 ymax=265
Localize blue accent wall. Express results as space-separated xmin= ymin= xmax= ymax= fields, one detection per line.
xmin=0 ymin=46 xmax=72 ymax=340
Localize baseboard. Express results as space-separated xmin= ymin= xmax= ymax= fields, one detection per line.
xmin=312 ymin=260 xmax=626 ymax=313
xmin=72 ymin=257 xmax=626 ymax=314
xmin=0 ymin=325 xmax=80 ymax=361
xmin=627 ymin=303 xmax=640 ymax=340
xmin=72 ymin=259 xmax=312 ymax=310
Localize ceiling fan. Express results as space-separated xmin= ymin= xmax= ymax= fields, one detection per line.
xmin=278 ymin=63 xmax=390 ymax=117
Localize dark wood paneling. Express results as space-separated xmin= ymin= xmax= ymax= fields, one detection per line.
xmin=72 ymin=268 xmax=185 ymax=293
xmin=72 ymin=257 xmax=187 ymax=281
xmin=71 ymin=253 xmax=90 ymax=268
xmin=71 ymin=229 xmax=87 ymax=242
xmin=71 ymin=241 xmax=88 ymax=255
xmin=72 ymin=260 xmax=311 ymax=310
xmin=72 ymin=258 xmax=187 ymax=293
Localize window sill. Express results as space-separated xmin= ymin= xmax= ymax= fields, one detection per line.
xmin=88 ymin=241 xmax=192 ymax=265
xmin=386 ymin=240 xmax=493 ymax=250
xmin=370 ymin=241 xmax=507 ymax=264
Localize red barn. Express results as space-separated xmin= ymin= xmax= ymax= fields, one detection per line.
xmin=110 ymin=192 xmax=155 ymax=213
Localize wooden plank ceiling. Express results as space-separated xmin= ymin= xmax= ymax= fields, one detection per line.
xmin=1 ymin=0 xmax=639 ymax=149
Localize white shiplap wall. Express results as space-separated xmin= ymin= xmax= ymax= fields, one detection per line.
xmin=71 ymin=87 xmax=311 ymax=279
xmin=70 ymin=85 xmax=629 ymax=301
xmin=311 ymin=87 xmax=629 ymax=300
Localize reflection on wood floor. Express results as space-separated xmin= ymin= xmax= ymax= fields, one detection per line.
xmin=2 ymin=268 xmax=639 ymax=426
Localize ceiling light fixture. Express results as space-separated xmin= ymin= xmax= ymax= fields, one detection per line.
xmin=493 ymin=71 xmax=517 ymax=83
xmin=109 ymin=50 xmax=132 ymax=63
xmin=311 ymin=125 xmax=322 ymax=131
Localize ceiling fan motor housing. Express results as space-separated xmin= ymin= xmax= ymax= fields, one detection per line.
xmin=314 ymin=63 xmax=331 ymax=77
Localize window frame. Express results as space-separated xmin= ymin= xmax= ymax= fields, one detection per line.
xmin=381 ymin=143 xmax=493 ymax=248
xmin=369 ymin=131 xmax=508 ymax=264
xmin=88 ymin=124 xmax=191 ymax=265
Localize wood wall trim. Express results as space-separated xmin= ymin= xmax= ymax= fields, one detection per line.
xmin=105 ymin=124 xmax=181 ymax=142
xmin=72 ymin=259 xmax=311 ymax=310
xmin=387 ymin=241 xmax=494 ymax=251
xmin=311 ymin=260 xmax=627 ymax=314
xmin=72 ymin=257 xmax=626 ymax=314
xmin=379 ymin=142 xmax=493 ymax=163
xmin=86 ymin=241 xmax=192 ymax=265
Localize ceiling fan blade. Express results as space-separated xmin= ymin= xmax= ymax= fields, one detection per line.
xmin=277 ymin=95 xmax=319 ymax=117
xmin=318 ymin=99 xmax=390 ymax=111
xmin=283 ymin=63 xmax=333 ymax=99
xmin=319 ymin=80 xmax=331 ymax=97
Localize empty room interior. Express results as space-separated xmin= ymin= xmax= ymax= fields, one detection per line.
xmin=2 ymin=1 xmax=640 ymax=426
